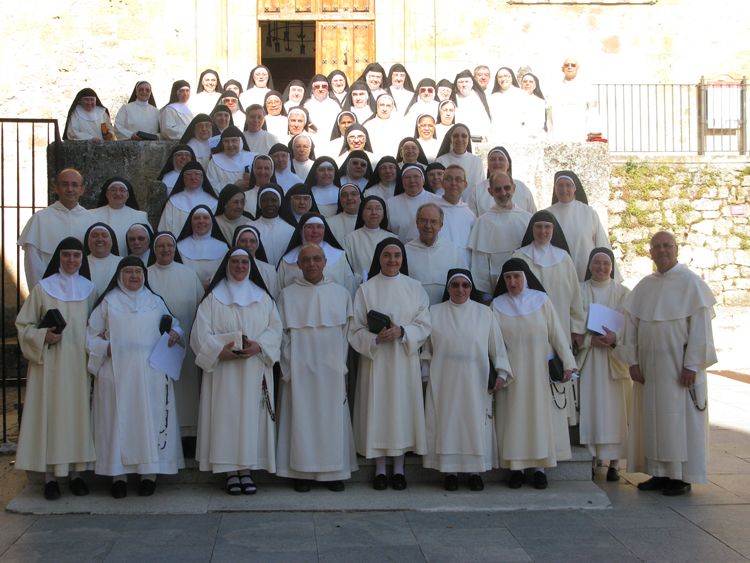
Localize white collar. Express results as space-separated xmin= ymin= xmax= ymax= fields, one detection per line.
xmin=75 ymin=105 xmax=106 ymax=121
xmin=520 ymin=241 xmax=566 ymax=267
xmin=169 ymin=188 xmax=217 ymax=213
xmin=168 ymin=102 xmax=193 ymax=115
xmin=177 ymin=232 xmax=228 ymax=260
xmin=212 ymin=276 xmax=265 ymax=306
xmin=493 ymin=287 xmax=546 ymax=317
xmin=39 ymin=269 xmax=94 ymax=302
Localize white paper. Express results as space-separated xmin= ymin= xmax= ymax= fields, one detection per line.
xmin=149 ymin=332 xmax=186 ymax=381
xmin=587 ymin=303 xmax=625 ymax=335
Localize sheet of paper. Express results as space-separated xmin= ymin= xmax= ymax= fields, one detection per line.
xmin=149 ymin=332 xmax=186 ymax=381
xmin=587 ymin=303 xmax=625 ymax=335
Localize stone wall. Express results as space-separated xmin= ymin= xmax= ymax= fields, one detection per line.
xmin=609 ymin=160 xmax=750 ymax=305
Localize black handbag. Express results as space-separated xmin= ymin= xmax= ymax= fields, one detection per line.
xmin=367 ymin=310 xmax=392 ymax=334
xmin=159 ymin=314 xmax=173 ymax=335
xmin=548 ymin=353 xmax=565 ymax=383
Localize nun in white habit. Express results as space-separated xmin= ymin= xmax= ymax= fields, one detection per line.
xmin=386 ymin=165 xmax=441 ymax=243
xmin=490 ymin=259 xmax=576 ymax=490
xmin=435 ymin=124 xmax=485 ymax=202
xmin=86 ymin=256 xmax=185 ymax=498
xmin=242 ymin=154 xmax=277 ymax=218
xmin=179 ymin=114 xmax=216 ymax=169
xmin=62 ymin=88 xmax=115 ymax=141
xmin=343 ymin=195 xmax=392 ymax=280
xmin=205 ymin=126 xmax=259 ymax=192
xmin=467 ymin=147 xmax=537 ymax=217
xmin=159 ymin=80 xmax=194 ymax=141
xmin=147 ymin=232 xmax=205 ymax=445
xmin=114 ymin=81 xmax=160 ymax=140
xmin=363 ymin=156 xmax=400 ymax=201
xmin=450 ymin=71 xmax=492 ymax=140
xmin=305 ymin=156 xmax=342 ymax=218
xmin=327 ymin=183 xmax=362 ymax=245
xmin=289 ymin=133 xmax=316 ymax=180
xmin=91 ymin=177 xmax=148 ymax=249
xmin=156 ymin=145 xmax=196 ymax=194
xmin=83 ymin=223 xmax=121 ymax=295
xmin=248 ymin=184 xmax=296 ymax=267
xmin=214 ymin=184 xmax=253 ymax=243
xmin=175 ymin=205 xmax=229 ymax=288
xmin=124 ymin=223 xmax=153 ymax=267
xmin=158 ymin=161 xmax=219 ymax=236
xmin=192 ymin=69 xmax=224 ymax=116
xmin=269 ymin=143 xmax=302 ymax=191
xmin=421 ymin=269 xmax=511 ymax=491
xmin=191 ymin=248 xmax=282 ymax=495
xmin=233 ymin=225 xmax=281 ymax=299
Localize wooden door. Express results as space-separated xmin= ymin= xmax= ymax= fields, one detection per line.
xmin=316 ymin=21 xmax=374 ymax=83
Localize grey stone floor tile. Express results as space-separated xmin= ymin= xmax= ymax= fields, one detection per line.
xmin=610 ymin=526 xmax=749 ymax=563
xmin=502 ymin=509 xmax=606 ymax=539
xmin=586 ymin=505 xmax=694 ymax=531
xmin=709 ymin=474 xmax=750 ymax=501
xmin=210 ymin=543 xmax=319 ymax=563
xmin=315 ymin=512 xmax=419 ymax=549
xmin=217 ymin=511 xmax=315 ymax=537
xmin=0 ymin=513 xmax=38 ymax=555
xmin=594 ymin=479 xmax=662 ymax=507
xmin=115 ymin=513 xmax=221 ymax=545
xmin=103 ymin=543 xmax=213 ymax=563
xmin=15 ymin=514 xmax=128 ymax=544
xmin=414 ymin=527 xmax=531 ymax=563
xmin=0 ymin=541 xmax=113 ymax=563
xmin=318 ymin=545 xmax=427 ymax=563
xmin=405 ymin=511 xmax=508 ymax=530
xmin=672 ymin=503 xmax=750 ymax=556
xmin=514 ymin=532 xmax=641 ymax=563
xmin=708 ymin=451 xmax=750 ymax=474
xmin=640 ymin=480 xmax=749 ymax=507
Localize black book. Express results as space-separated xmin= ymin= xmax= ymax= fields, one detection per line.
xmin=366 ymin=310 xmax=392 ymax=334
xmin=39 ymin=309 xmax=66 ymax=334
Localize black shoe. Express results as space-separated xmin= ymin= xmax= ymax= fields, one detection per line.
xmin=468 ymin=474 xmax=484 ymax=491
xmin=226 ymin=475 xmax=242 ymax=496
xmin=138 ymin=479 xmax=156 ymax=497
xmin=327 ymin=480 xmax=345 ymax=492
xmin=391 ymin=473 xmax=407 ymax=490
xmin=373 ymin=473 xmax=388 ymax=491
xmin=592 ymin=468 xmax=596 ymax=480
xmin=111 ymin=480 xmax=127 ymax=499
xmin=181 ymin=436 xmax=197 ymax=459
xmin=508 ymin=471 xmax=524 ymax=489
xmin=294 ymin=479 xmax=312 ymax=493
xmin=533 ymin=471 xmax=548 ymax=490
xmin=637 ymin=476 xmax=670 ymax=491
xmin=240 ymin=474 xmax=256 ymax=495
xmin=606 ymin=467 xmax=620 ymax=482
xmin=43 ymin=480 xmax=61 ymax=500
xmin=444 ymin=474 xmax=459 ymax=491
xmin=663 ymin=480 xmax=692 ymax=496
xmin=68 ymin=477 xmax=89 ymax=496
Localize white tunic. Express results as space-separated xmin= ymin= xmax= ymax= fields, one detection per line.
xmin=343 ymin=227 xmax=391 ymax=279
xmin=215 ymin=214 xmax=251 ymax=244
xmin=364 ymin=118 xmax=401 ymax=162
xmin=422 ymin=300 xmax=511 ymax=473
xmin=387 ymin=190 xmax=441 ymax=243
xmin=248 ymin=216 xmax=296 ymax=267
xmin=157 ymin=198 xmax=218 ymax=238
xmin=327 ymin=212 xmax=357 ymax=245
xmin=206 ymin=151 xmax=258 ymax=193
xmin=436 ymin=198 xmax=476 ymax=266
xmin=454 ymin=92 xmax=491 ymax=139
xmin=91 ymin=205 xmax=149 ymax=253
xmin=435 ymin=152 xmax=484 ymax=202
xmin=468 ymin=204 xmax=531 ymax=294
xmin=548 ymin=78 xmax=599 ymax=142
xmin=88 ymin=254 xmax=121 ymax=295
xmin=467 ymin=178 xmax=537 ymax=217
xmin=276 ymin=278 xmax=358 ymax=480
xmin=65 ymin=106 xmax=112 ymax=141
xmin=348 ymin=273 xmax=431 ymax=458
xmin=404 ymin=237 xmax=467 ymax=305
xmin=277 ymin=245 xmax=356 ymax=298
xmin=243 ymin=130 xmax=278 ymax=155
xmin=488 ymin=88 xmax=526 ymax=143
xmin=191 ymin=91 xmax=221 ymax=116
xmin=159 ymin=106 xmax=194 ymax=141
xmin=191 ymin=291 xmax=282 ymax=473
xmin=114 ymin=102 xmax=160 ymax=140
xmin=519 ymin=94 xmax=547 ymax=141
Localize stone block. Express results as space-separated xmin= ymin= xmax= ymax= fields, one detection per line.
xmin=719 ymin=251 xmax=737 ymax=268
xmin=741 ymin=266 xmax=750 ymax=278
xmin=716 ymin=218 xmax=735 ymax=236
xmin=693 ymin=220 xmax=715 ymax=236
xmin=684 ymin=211 xmax=702 ymax=224
xmin=609 ymin=200 xmax=627 ymax=213
xmin=736 ymin=250 xmax=750 ymax=267
xmin=702 ymin=211 xmax=720 ymax=219
xmin=690 ymin=247 xmax=717 ymax=269
xmin=724 ymin=290 xmax=750 ymax=307
xmin=694 ymin=198 xmax=721 ymax=211
xmin=706 ymin=236 xmax=724 ymax=251
xmin=719 ymin=186 xmax=730 ymax=198
xmin=736 ymin=279 xmax=750 ymax=290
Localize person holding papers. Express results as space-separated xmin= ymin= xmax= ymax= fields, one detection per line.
xmin=577 ymin=248 xmax=631 ymax=481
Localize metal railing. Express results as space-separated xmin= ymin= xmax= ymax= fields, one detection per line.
xmin=1 ymin=118 xmax=62 ymax=445
xmin=596 ymin=78 xmax=747 ymax=154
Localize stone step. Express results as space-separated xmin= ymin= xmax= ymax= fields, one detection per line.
xmin=26 ymin=446 xmax=593 ymax=486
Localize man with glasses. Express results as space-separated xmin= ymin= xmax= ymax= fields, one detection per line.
xmin=548 ymin=57 xmax=600 ymax=142
xmin=618 ymin=231 xmax=717 ymax=496
xmin=473 ymin=65 xmax=491 ymax=92
xmin=304 ymin=75 xmax=341 ymax=141
xmin=436 ymin=165 xmax=475 ymax=265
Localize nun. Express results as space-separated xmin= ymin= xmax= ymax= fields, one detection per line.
xmin=158 ymin=161 xmax=219 ymax=235
xmin=285 ymin=107 xmax=314 ymax=143
xmin=363 ymin=93 xmax=401 ymax=161
xmin=269 ymin=143 xmax=302 ymax=191
xmin=343 ymin=195 xmax=392 ymax=279
xmin=176 ymin=205 xmax=229 ymax=288
xmin=15 ymin=238 xmax=97 ymax=499
xmin=160 ymin=80 xmax=194 ymax=141
xmin=217 ymin=90 xmax=246 ymax=127
xmin=62 ymin=88 xmax=115 ymax=142
xmin=192 ymin=69 xmax=224 ymax=116
xmin=279 ymin=183 xmax=320 ymax=228
xmin=191 ymin=247 xmax=282 ymax=495
xmin=289 ymin=133 xmax=316 ymax=180
xmin=451 ymin=70 xmax=491 ymax=140
xmin=156 ymin=144 xmax=196 ymax=193
xmin=488 ymin=67 xmax=525 ymax=142
xmin=467 ymin=146 xmax=537 ymax=217
xmin=414 ymin=114 xmax=440 ymax=162
xmin=179 ymin=114 xmax=216 ymax=169
xmin=282 ymin=79 xmax=307 ymax=113
xmin=357 ymin=63 xmax=388 ymax=98
xmin=339 ymin=149 xmax=372 ymax=192
xmin=327 ymin=110 xmax=357 ymax=157
xmin=206 ymin=126 xmax=259 ymax=192
xmin=519 ymin=73 xmax=547 ymax=141
xmin=91 ymin=177 xmax=148 ymax=248
xmin=421 ymin=269 xmax=511 ymax=491
xmin=435 ymin=124 xmax=485 ymax=201
xmin=363 ymin=156 xmax=400 ymax=201
xmin=243 ymin=103 xmax=278 ymax=154
xmin=305 ymin=156 xmax=342 ymax=218
xmin=264 ymin=90 xmax=288 ymax=140
xmin=327 ymin=183 xmax=362 ymax=244
xmin=249 ymin=183 xmax=295 ymax=266
xmin=342 ymin=81 xmax=375 ymax=123
xmin=348 ymin=238 xmax=431 ymax=490
xmin=114 ymin=81 xmax=160 ymax=140
xmin=436 ymin=79 xmax=454 ymax=102
xmin=387 ymin=64 xmax=415 ymax=113
xmin=328 ymin=69 xmax=350 ymax=104
xmin=275 ymin=242 xmax=358 ymax=492
xmin=223 ymin=78 xmax=244 ymax=97
xmin=277 ymin=213 xmax=356 ymax=297
xmin=386 ymin=165 xmax=441 ymax=243
xmin=490 ymin=258 xmax=577 ymax=489
xmin=209 ymin=104 xmax=233 ymax=139
xmin=302 ymin=74 xmax=342 ymax=140
xmin=214 ymin=185 xmax=253 ymax=242
xmin=404 ymin=79 xmax=439 ymax=122
xmin=396 ymin=137 xmax=429 ymax=169
xmin=124 ymin=223 xmax=153 ymax=266
xmin=147 ymin=232 xmax=205 ymax=455
xmin=435 ymin=99 xmax=457 ymax=143
xmin=84 ymin=223 xmax=120 ymax=294
xmin=425 ymin=162 xmax=446 ymax=197
xmin=545 ymin=170 xmax=620 ymax=282
xmin=86 ymin=256 xmax=185 ymax=498
xmin=337 ymin=124 xmax=375 ymax=168
xmin=577 ymin=248 xmax=631 ymax=481
xmin=233 ymin=225 xmax=280 ymax=299
xmin=242 ymin=154 xmax=277 ymax=217
xmin=241 ymin=64 xmax=274 ymax=108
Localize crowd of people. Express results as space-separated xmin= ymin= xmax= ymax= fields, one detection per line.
xmin=14 ymin=59 xmax=716 ymax=502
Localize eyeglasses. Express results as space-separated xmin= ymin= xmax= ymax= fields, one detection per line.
xmin=650 ymin=243 xmax=675 ymax=250
xmin=107 ymin=187 xmax=129 ymax=194
xmin=420 ymin=87 xmax=435 ymax=94
xmin=450 ymin=282 xmax=472 ymax=289
xmin=313 ymin=84 xmax=328 ymax=90
xmin=563 ymin=63 xmax=578 ymax=68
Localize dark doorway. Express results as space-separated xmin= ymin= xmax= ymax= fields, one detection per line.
xmin=260 ymin=21 xmax=316 ymax=95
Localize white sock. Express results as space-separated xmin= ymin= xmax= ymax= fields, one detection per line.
xmin=69 ymin=471 xmax=81 ymax=481
xmin=610 ymin=460 xmax=620 ymax=470
xmin=45 ymin=472 xmax=56 ymax=484
xmin=113 ymin=475 xmax=127 ymax=483
xmin=375 ymin=456 xmax=387 ymax=475
xmin=140 ymin=473 xmax=156 ymax=482
xmin=393 ymin=454 xmax=405 ymax=475
xmin=534 ymin=467 xmax=545 ymax=474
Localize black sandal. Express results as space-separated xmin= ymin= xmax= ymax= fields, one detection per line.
xmin=226 ymin=475 xmax=242 ymax=496
xmin=240 ymin=474 xmax=257 ymax=495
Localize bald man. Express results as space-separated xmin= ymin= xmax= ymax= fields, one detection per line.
xmin=548 ymin=57 xmax=600 ymax=142
xmin=618 ymin=231 xmax=717 ymax=496
xmin=17 ymin=168 xmax=98 ymax=289
xmin=276 ymin=243 xmax=358 ymax=492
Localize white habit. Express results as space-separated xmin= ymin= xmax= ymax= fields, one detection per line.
xmin=405 ymin=236 xmax=467 ymax=305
